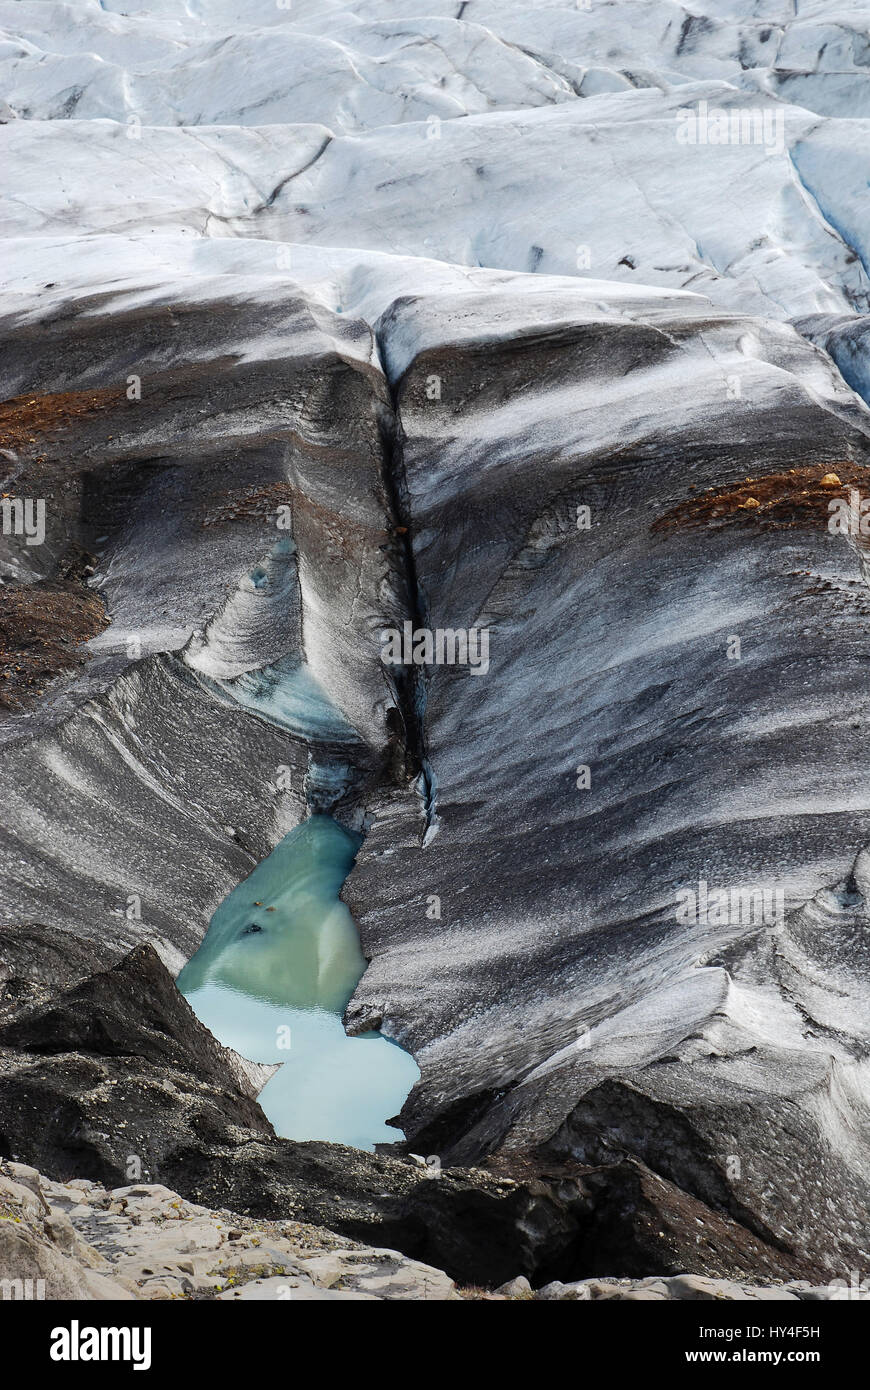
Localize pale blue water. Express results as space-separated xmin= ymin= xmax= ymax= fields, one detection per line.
xmin=178 ymin=816 xmax=419 ymax=1151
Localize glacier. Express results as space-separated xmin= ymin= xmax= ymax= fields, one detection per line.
xmin=2 ymin=0 xmax=870 ymax=1291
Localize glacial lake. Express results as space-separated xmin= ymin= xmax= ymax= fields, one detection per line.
xmin=177 ymin=815 xmax=419 ymax=1151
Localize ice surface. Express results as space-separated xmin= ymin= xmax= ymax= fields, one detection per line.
xmin=4 ymin=0 xmax=870 ymax=1256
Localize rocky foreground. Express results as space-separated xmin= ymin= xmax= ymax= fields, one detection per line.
xmin=1 ymin=1164 xmax=850 ymax=1303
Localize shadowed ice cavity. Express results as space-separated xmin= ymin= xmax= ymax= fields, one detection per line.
xmin=184 ymin=539 xmax=365 ymax=746
xmin=177 ymin=816 xmax=419 ymax=1150
xmin=213 ymin=657 xmax=364 ymax=744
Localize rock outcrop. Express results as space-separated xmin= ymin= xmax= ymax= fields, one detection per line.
xmin=0 ymin=1163 xmax=461 ymax=1301
xmin=0 ymin=941 xmax=826 ymax=1288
